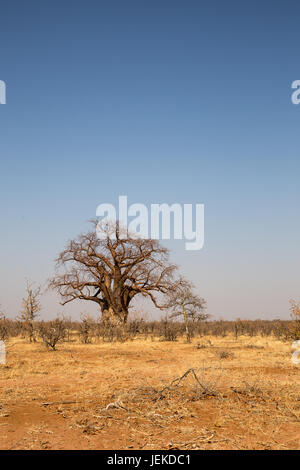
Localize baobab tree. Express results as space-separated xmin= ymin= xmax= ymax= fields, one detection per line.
xmin=49 ymin=221 xmax=184 ymax=324
xmin=166 ymin=282 xmax=207 ymax=342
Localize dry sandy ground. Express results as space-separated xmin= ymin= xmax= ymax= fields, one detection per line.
xmin=0 ymin=334 xmax=299 ymax=450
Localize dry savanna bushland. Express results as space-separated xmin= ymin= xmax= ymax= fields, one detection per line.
xmin=0 ymin=223 xmax=299 ymax=450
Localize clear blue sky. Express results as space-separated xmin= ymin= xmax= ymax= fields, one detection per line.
xmin=0 ymin=0 xmax=299 ymax=320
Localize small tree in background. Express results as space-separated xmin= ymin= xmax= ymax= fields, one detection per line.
xmin=19 ymin=281 xmax=42 ymax=342
xmin=289 ymin=300 xmax=300 ymax=339
xmin=165 ymin=280 xmax=207 ymax=343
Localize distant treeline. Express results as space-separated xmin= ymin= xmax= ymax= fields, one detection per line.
xmin=0 ymin=316 xmax=298 ymax=349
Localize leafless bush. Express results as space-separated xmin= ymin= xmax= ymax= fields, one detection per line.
xmin=196 ymin=340 xmax=213 ymax=349
xmin=114 ymin=325 xmax=130 ymax=343
xmin=79 ymin=314 xmax=95 ymax=344
xmin=160 ymin=318 xmax=179 ymax=341
xmin=38 ymin=319 xmax=66 ymax=350
xmin=60 ymin=315 xmax=73 ymax=342
xmin=0 ymin=315 xmax=9 ymax=342
xmin=217 ymin=349 xmax=234 ymax=359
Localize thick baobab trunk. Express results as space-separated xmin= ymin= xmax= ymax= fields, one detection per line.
xmin=101 ymin=307 xmax=128 ymax=325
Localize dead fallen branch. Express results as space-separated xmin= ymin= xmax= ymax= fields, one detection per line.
xmin=158 ymin=368 xmax=219 ymax=397
xmin=41 ymin=400 xmax=92 ymax=407
xmin=103 ymin=399 xmax=130 ymax=411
